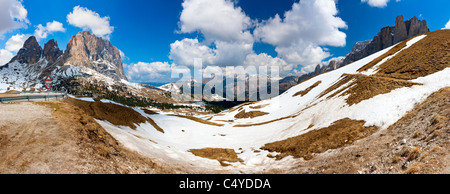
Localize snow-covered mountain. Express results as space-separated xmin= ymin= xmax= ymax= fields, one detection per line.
xmin=84 ymin=30 xmax=449 ymax=173
xmin=0 ymin=31 xmax=173 ymax=104
xmin=0 ymin=31 xmax=127 ymax=91
xmin=287 ymin=15 xmax=431 ymax=91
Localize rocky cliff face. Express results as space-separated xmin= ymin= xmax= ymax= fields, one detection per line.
xmin=10 ymin=36 xmax=42 ymax=64
xmin=1 ymin=31 xmax=128 ymax=90
xmin=293 ymin=15 xmax=430 ymax=86
xmin=393 ymin=15 xmax=408 ymax=43
xmin=43 ymin=39 xmax=63 ymax=63
xmin=63 ymin=31 xmax=126 ymax=81
xmin=406 ymin=16 xmax=429 ymax=38
xmin=342 ymin=15 xmax=429 ymax=67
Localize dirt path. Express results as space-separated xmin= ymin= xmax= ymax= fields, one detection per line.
xmin=0 ymin=101 xmax=177 ymax=174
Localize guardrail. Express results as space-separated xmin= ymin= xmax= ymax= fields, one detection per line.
xmin=0 ymin=94 xmax=67 ymax=103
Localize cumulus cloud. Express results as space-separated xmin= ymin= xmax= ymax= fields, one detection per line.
xmin=3 ymin=21 xmax=65 ymax=53
xmin=444 ymin=19 xmax=450 ymax=29
xmin=132 ymin=0 xmax=349 ymax=82
xmin=170 ymin=0 xmax=256 ymax=75
xmin=361 ymin=0 xmax=400 ymax=8
xmin=45 ymin=21 xmax=66 ymax=32
xmin=0 ymin=0 xmax=29 ymax=37
xmin=243 ymin=53 xmax=287 ymax=67
xmin=213 ymin=40 xmax=254 ymax=66
xmin=179 ymin=0 xmax=253 ymax=43
xmin=127 ymin=62 xmax=173 ymax=82
xmin=34 ymin=21 xmax=66 ymax=40
xmin=243 ymin=53 xmax=292 ymax=75
xmin=0 ymin=49 xmax=14 ymax=66
xmin=254 ymin=0 xmax=347 ymax=71
xmin=169 ymin=38 xmax=216 ymax=66
xmin=169 ymin=38 xmax=255 ymax=68
xmin=67 ymin=6 xmax=114 ymax=39
xmin=5 ymin=33 xmax=30 ymax=52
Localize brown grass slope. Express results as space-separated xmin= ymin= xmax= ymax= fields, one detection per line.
xmin=319 ymin=30 xmax=449 ymax=106
xmin=170 ymin=114 xmax=224 ymax=127
xmin=374 ymin=30 xmax=450 ymax=80
xmin=261 ymin=118 xmax=378 ymax=160
xmin=0 ymin=101 xmax=174 ymax=174
xmin=357 ymin=37 xmax=409 ymax=72
xmin=234 ymin=110 xmax=269 ymax=119
xmin=293 ymin=81 xmax=322 ymax=97
xmin=189 ymin=148 xmax=244 ymax=166
xmin=68 ymin=98 xmax=164 ymax=133
xmin=288 ymin=87 xmax=449 ymax=174
xmin=319 ymin=74 xmax=420 ymax=105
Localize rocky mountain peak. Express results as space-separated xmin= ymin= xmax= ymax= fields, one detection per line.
xmin=23 ymin=36 xmax=40 ymax=50
xmin=43 ymin=39 xmax=63 ymax=63
xmin=351 ymin=40 xmax=371 ymax=54
xmin=394 ymin=15 xmax=408 ymax=43
xmin=341 ymin=15 xmax=429 ymax=68
xmin=288 ymin=15 xmax=430 ymax=88
xmin=11 ymin=36 xmax=42 ymax=64
xmin=405 ymin=16 xmax=429 ymax=38
xmin=64 ymin=31 xmax=126 ymax=80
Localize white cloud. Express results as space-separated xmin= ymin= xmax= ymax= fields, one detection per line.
xmin=179 ymin=0 xmax=253 ymax=43
xmin=243 ymin=53 xmax=294 ymax=75
xmin=169 ymin=38 xmax=255 ymax=68
xmin=153 ymin=0 xmax=348 ymax=80
xmin=0 ymin=0 xmax=29 ymax=37
xmin=0 ymin=49 xmax=14 ymax=65
xmin=33 ymin=25 xmax=47 ymax=40
xmin=243 ymin=53 xmax=287 ymax=67
xmin=172 ymin=0 xmax=257 ymax=70
xmin=67 ymin=6 xmax=114 ymax=39
xmin=213 ymin=40 xmax=254 ymax=66
xmin=3 ymin=21 xmax=64 ymax=53
xmin=35 ymin=21 xmax=66 ymax=40
xmin=444 ymin=19 xmax=450 ymax=29
xmin=254 ymin=0 xmax=347 ymax=71
xmin=275 ymin=41 xmax=330 ymax=67
xmin=361 ymin=0 xmax=399 ymax=8
xmin=169 ymin=38 xmax=216 ymax=67
xmin=5 ymin=33 xmax=31 ymax=52
xmin=118 ymin=49 xmax=130 ymax=61
xmin=45 ymin=21 xmax=66 ymax=32
xmin=127 ymin=62 xmax=173 ymax=82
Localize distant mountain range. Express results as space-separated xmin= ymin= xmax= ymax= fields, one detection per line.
xmin=94 ymin=29 xmax=449 ymax=173
xmin=0 ymin=31 xmax=126 ymax=90
xmin=0 ymin=31 xmax=171 ymax=104
xmin=279 ymin=15 xmax=430 ymax=91
xmin=0 ymin=15 xmax=432 ymax=103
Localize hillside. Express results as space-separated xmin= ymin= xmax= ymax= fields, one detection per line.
xmin=0 ymin=30 xmax=448 ymax=174
xmin=56 ymin=30 xmax=448 ymax=173
xmin=0 ymin=31 xmax=173 ymax=105
xmin=0 ymin=101 xmax=175 ymax=173
xmin=284 ymin=15 xmax=431 ymax=91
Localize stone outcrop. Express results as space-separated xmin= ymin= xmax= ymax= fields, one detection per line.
xmin=393 ymin=15 xmax=408 ymax=43
xmin=350 ymin=40 xmax=372 ymax=54
xmin=4 ymin=31 xmax=127 ymax=87
xmin=10 ymin=36 xmax=42 ymax=64
xmin=405 ymin=16 xmax=429 ymax=38
xmin=43 ymin=39 xmax=63 ymax=63
xmin=290 ymin=15 xmax=430 ymax=87
xmin=63 ymin=31 xmax=126 ymax=80
xmin=342 ymin=15 xmax=429 ymax=67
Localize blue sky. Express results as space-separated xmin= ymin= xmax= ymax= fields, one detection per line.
xmin=0 ymin=0 xmax=449 ymax=83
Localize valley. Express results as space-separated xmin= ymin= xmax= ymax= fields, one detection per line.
xmin=0 ymin=10 xmax=448 ymax=174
